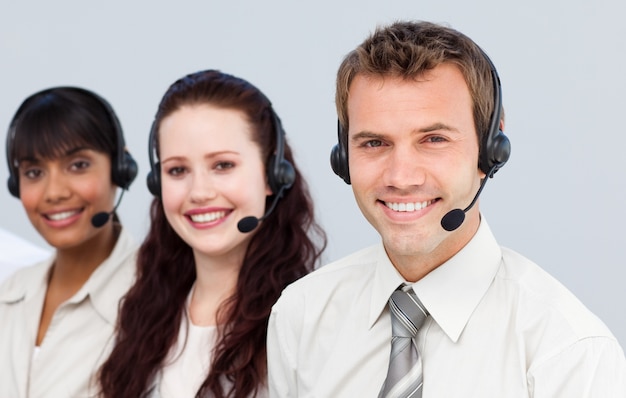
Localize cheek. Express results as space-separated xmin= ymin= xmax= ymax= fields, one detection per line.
xmin=227 ymin=168 xmax=270 ymax=211
xmin=349 ymin=152 xmax=380 ymax=182
xmin=18 ymin=185 xmax=40 ymax=214
xmin=82 ymin=180 xmax=116 ymax=205
xmin=251 ymin=169 xmax=271 ymax=202
xmin=161 ymin=180 xmax=186 ymax=218
xmin=348 ymin=166 xmax=375 ymax=198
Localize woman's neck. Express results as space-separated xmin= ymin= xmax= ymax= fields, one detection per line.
xmin=51 ymin=222 xmax=119 ymax=288
xmin=188 ymin=251 xmax=243 ymax=327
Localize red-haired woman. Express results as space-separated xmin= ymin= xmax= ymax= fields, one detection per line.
xmin=99 ymin=70 xmax=326 ymax=398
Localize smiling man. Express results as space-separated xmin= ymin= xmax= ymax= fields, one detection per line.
xmin=267 ymin=21 xmax=626 ymax=397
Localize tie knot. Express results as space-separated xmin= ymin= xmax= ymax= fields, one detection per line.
xmin=388 ymin=289 xmax=428 ymax=338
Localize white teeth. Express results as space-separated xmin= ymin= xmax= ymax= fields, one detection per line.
xmin=385 ymin=200 xmax=433 ymax=212
xmin=189 ymin=211 xmax=226 ymax=223
xmin=48 ymin=210 xmax=79 ymax=221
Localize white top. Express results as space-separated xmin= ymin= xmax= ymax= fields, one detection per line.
xmin=145 ymin=289 xmax=270 ymax=398
xmin=159 ymin=293 xmax=217 ymax=398
xmin=267 ymin=219 xmax=626 ymax=397
xmin=0 ymin=227 xmax=137 ymax=398
xmin=0 ymin=228 xmax=50 ymax=284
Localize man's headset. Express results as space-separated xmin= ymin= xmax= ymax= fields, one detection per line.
xmin=146 ymin=106 xmax=296 ymax=204
xmin=6 ymin=87 xmax=138 ymax=198
xmin=330 ymin=51 xmax=511 ymax=185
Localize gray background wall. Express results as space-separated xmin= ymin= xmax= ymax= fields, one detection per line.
xmin=1 ymin=0 xmax=625 ymax=346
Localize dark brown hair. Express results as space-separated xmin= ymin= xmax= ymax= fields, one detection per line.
xmin=99 ymin=70 xmax=326 ymax=397
xmin=8 ymin=87 xmax=120 ymax=184
xmin=336 ymin=21 xmax=499 ymax=154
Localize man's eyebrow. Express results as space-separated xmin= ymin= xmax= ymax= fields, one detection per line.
xmin=350 ymin=131 xmax=385 ymax=142
xmin=418 ymin=122 xmax=458 ymax=133
xmin=350 ymin=123 xmax=459 ymax=142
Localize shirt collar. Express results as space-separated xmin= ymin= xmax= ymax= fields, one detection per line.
xmin=413 ymin=218 xmax=501 ymax=342
xmin=367 ymin=218 xmax=501 ymax=341
xmin=369 ymin=243 xmax=406 ymax=328
xmin=75 ymin=226 xmax=137 ymax=324
xmin=0 ymin=227 xmax=136 ymax=325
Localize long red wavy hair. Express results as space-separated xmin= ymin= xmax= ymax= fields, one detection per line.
xmin=99 ymin=70 xmax=326 ymax=397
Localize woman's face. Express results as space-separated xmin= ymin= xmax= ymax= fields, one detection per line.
xmin=158 ymin=104 xmax=271 ymax=265
xmin=17 ymin=147 xmax=117 ymax=250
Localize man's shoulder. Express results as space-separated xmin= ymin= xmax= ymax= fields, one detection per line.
xmin=496 ymin=247 xmax=614 ymax=340
xmin=277 ymin=244 xmax=380 ymax=302
xmin=297 ymin=244 xmax=379 ymax=282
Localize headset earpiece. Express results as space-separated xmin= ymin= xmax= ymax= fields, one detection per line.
xmin=267 ymin=156 xmax=296 ymax=194
xmin=7 ymin=176 xmax=19 ymax=198
xmin=480 ymin=130 xmax=511 ymax=174
xmin=267 ymin=111 xmax=296 ymax=194
xmin=330 ymin=120 xmax=351 ymax=184
xmin=146 ymin=154 xmax=161 ymax=201
xmin=146 ymin=163 xmax=161 ymax=197
xmin=115 ymin=150 xmax=139 ymax=189
xmin=98 ymin=94 xmax=138 ymax=190
xmin=5 ymin=121 xmax=19 ymax=198
xmin=146 ymin=120 xmax=162 ymax=197
xmin=478 ymin=60 xmax=511 ymax=176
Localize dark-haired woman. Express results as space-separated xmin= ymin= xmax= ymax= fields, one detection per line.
xmin=0 ymin=87 xmax=138 ymax=397
xmin=99 ymin=70 xmax=326 ymax=398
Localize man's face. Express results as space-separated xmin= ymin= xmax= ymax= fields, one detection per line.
xmin=347 ymin=63 xmax=485 ymax=276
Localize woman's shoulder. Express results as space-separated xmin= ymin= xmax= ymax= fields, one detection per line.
xmin=0 ymin=258 xmax=52 ymax=303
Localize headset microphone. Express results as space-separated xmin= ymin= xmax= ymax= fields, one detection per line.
xmin=440 ymin=163 xmax=500 ymax=232
xmin=91 ymin=189 xmax=127 ymax=228
xmin=237 ymin=186 xmax=287 ymax=233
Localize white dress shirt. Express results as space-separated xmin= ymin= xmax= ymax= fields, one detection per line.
xmin=0 ymin=227 xmax=137 ymax=398
xmin=267 ymin=219 xmax=626 ymax=397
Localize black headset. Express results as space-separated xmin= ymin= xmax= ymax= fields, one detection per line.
xmin=6 ymin=87 xmax=138 ymax=198
xmin=146 ymin=107 xmax=296 ymax=198
xmin=330 ymin=51 xmax=511 ymax=184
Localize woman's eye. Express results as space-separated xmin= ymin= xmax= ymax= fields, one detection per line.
xmin=71 ymin=160 xmax=90 ymax=170
xmin=22 ymin=169 xmax=42 ymax=179
xmin=167 ymin=166 xmax=186 ymax=176
xmin=215 ymin=161 xmax=234 ymax=170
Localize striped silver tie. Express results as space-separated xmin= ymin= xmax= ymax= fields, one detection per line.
xmin=379 ymin=287 xmax=429 ymax=398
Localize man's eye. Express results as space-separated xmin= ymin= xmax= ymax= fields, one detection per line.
xmin=426 ymin=136 xmax=446 ymax=143
xmin=365 ymin=140 xmax=383 ymax=148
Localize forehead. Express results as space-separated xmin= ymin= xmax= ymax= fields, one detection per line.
xmin=158 ymin=105 xmax=260 ymax=158
xmin=347 ymin=65 xmax=473 ymax=132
